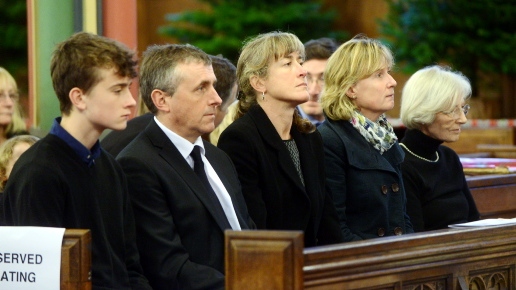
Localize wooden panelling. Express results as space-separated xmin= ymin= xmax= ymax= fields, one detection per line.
xmin=477 ymin=144 xmax=516 ymax=158
xmin=225 ymin=230 xmax=304 ymax=290
xmin=226 ymin=225 xmax=516 ymax=289
xmin=61 ymin=229 xmax=91 ymax=290
xmin=467 ymin=174 xmax=516 ymax=219
xmin=445 ymin=128 xmax=515 ymax=154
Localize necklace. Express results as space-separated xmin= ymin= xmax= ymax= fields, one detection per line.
xmin=400 ymin=143 xmax=439 ymax=163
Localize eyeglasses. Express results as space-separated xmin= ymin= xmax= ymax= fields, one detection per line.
xmin=441 ymin=104 xmax=470 ymax=119
xmin=0 ymin=92 xmax=19 ymax=102
xmin=306 ymin=75 xmax=324 ymax=86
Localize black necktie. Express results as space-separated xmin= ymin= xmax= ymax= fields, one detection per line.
xmin=190 ymin=146 xmax=231 ymax=228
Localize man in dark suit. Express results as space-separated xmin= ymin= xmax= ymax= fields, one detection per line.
xmin=116 ymin=44 xmax=254 ymax=290
xmin=101 ymin=55 xmax=237 ymax=157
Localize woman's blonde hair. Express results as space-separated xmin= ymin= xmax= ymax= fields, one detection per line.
xmin=136 ymin=92 xmax=150 ymax=116
xmin=0 ymin=67 xmax=28 ymax=137
xmin=321 ymin=35 xmax=394 ymax=121
xmin=236 ymin=31 xmax=314 ymax=133
xmin=0 ymin=135 xmax=39 ymax=190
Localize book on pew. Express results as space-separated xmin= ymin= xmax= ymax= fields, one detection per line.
xmin=460 ymin=157 xmax=516 ymax=175
xmin=449 ymin=218 xmax=516 ymax=228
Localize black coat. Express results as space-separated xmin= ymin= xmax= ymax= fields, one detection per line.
xmin=218 ymin=105 xmax=343 ymax=247
xmin=318 ymin=118 xmax=414 ymax=241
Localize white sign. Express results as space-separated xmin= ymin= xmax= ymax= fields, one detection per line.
xmin=0 ymin=226 xmax=65 ymax=290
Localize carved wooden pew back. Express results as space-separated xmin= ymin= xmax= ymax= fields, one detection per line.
xmin=226 ymin=225 xmax=516 ymax=289
xmin=61 ymin=229 xmax=91 ymax=290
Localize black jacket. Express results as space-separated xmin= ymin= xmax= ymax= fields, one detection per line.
xmin=218 ymin=105 xmax=343 ymax=247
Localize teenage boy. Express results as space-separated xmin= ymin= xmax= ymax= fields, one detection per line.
xmin=2 ymin=32 xmax=151 ymax=290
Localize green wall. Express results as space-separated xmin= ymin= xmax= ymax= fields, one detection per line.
xmin=34 ymin=1 xmax=74 ymax=132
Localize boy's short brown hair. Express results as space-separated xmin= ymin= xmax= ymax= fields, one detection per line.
xmin=50 ymin=32 xmax=137 ymax=115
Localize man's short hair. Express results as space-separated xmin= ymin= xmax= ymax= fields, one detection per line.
xmin=50 ymin=32 xmax=137 ymax=115
xmin=304 ymin=37 xmax=338 ymax=61
xmin=139 ymin=44 xmax=211 ymax=115
xmin=210 ymin=55 xmax=236 ymax=107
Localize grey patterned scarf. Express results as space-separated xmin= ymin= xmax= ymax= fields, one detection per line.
xmin=349 ymin=110 xmax=397 ymax=155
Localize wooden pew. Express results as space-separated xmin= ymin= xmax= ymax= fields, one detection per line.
xmin=476 ymin=144 xmax=516 ymax=158
xmin=467 ymin=173 xmax=516 ymax=219
xmin=444 ymin=127 xmax=515 ymax=154
xmin=61 ymin=229 xmax=91 ymax=290
xmin=226 ymin=226 xmax=516 ymax=289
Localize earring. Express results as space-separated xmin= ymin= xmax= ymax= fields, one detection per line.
xmin=351 ymin=94 xmax=357 ymax=99
xmin=262 ymin=91 xmax=265 ymax=101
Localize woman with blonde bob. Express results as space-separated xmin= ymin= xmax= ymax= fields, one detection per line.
xmin=218 ymin=31 xmax=343 ymax=247
xmin=400 ymin=65 xmax=479 ymax=231
xmin=318 ymin=35 xmax=413 ymax=241
xmin=0 ymin=67 xmax=29 ymax=145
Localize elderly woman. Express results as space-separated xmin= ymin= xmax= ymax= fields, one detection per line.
xmin=400 ymin=65 xmax=479 ymax=231
xmin=218 ymin=31 xmax=343 ymax=247
xmin=318 ymin=35 xmax=414 ymax=241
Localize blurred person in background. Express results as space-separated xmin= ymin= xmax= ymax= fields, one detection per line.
xmin=205 ymin=55 xmax=238 ymax=145
xmin=0 ymin=134 xmax=39 ymax=226
xmin=0 ymin=67 xmax=29 ymax=145
xmin=0 ymin=134 xmax=39 ymax=191
xmin=298 ymin=38 xmax=338 ymax=127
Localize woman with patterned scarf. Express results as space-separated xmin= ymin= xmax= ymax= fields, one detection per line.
xmin=318 ymin=35 xmax=414 ymax=242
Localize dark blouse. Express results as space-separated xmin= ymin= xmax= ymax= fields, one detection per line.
xmin=401 ymin=129 xmax=480 ymax=231
xmin=284 ymin=139 xmax=305 ymax=187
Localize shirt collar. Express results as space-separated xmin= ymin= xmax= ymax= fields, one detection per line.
xmin=153 ymin=116 xmax=204 ymax=159
xmin=49 ymin=117 xmax=101 ymax=167
xmin=297 ymin=106 xmax=324 ymax=127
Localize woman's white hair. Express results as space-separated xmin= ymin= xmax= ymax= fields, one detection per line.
xmin=400 ymin=65 xmax=471 ymax=129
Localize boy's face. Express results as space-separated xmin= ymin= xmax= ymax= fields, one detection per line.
xmin=82 ymin=68 xmax=136 ymax=132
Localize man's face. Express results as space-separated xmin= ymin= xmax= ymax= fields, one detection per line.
xmin=300 ymin=59 xmax=327 ymax=120
xmin=166 ymin=62 xmax=222 ymax=143
xmin=82 ymin=68 xmax=136 ymax=133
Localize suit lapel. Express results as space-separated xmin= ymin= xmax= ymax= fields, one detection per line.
xmin=145 ymin=121 xmax=232 ymax=231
